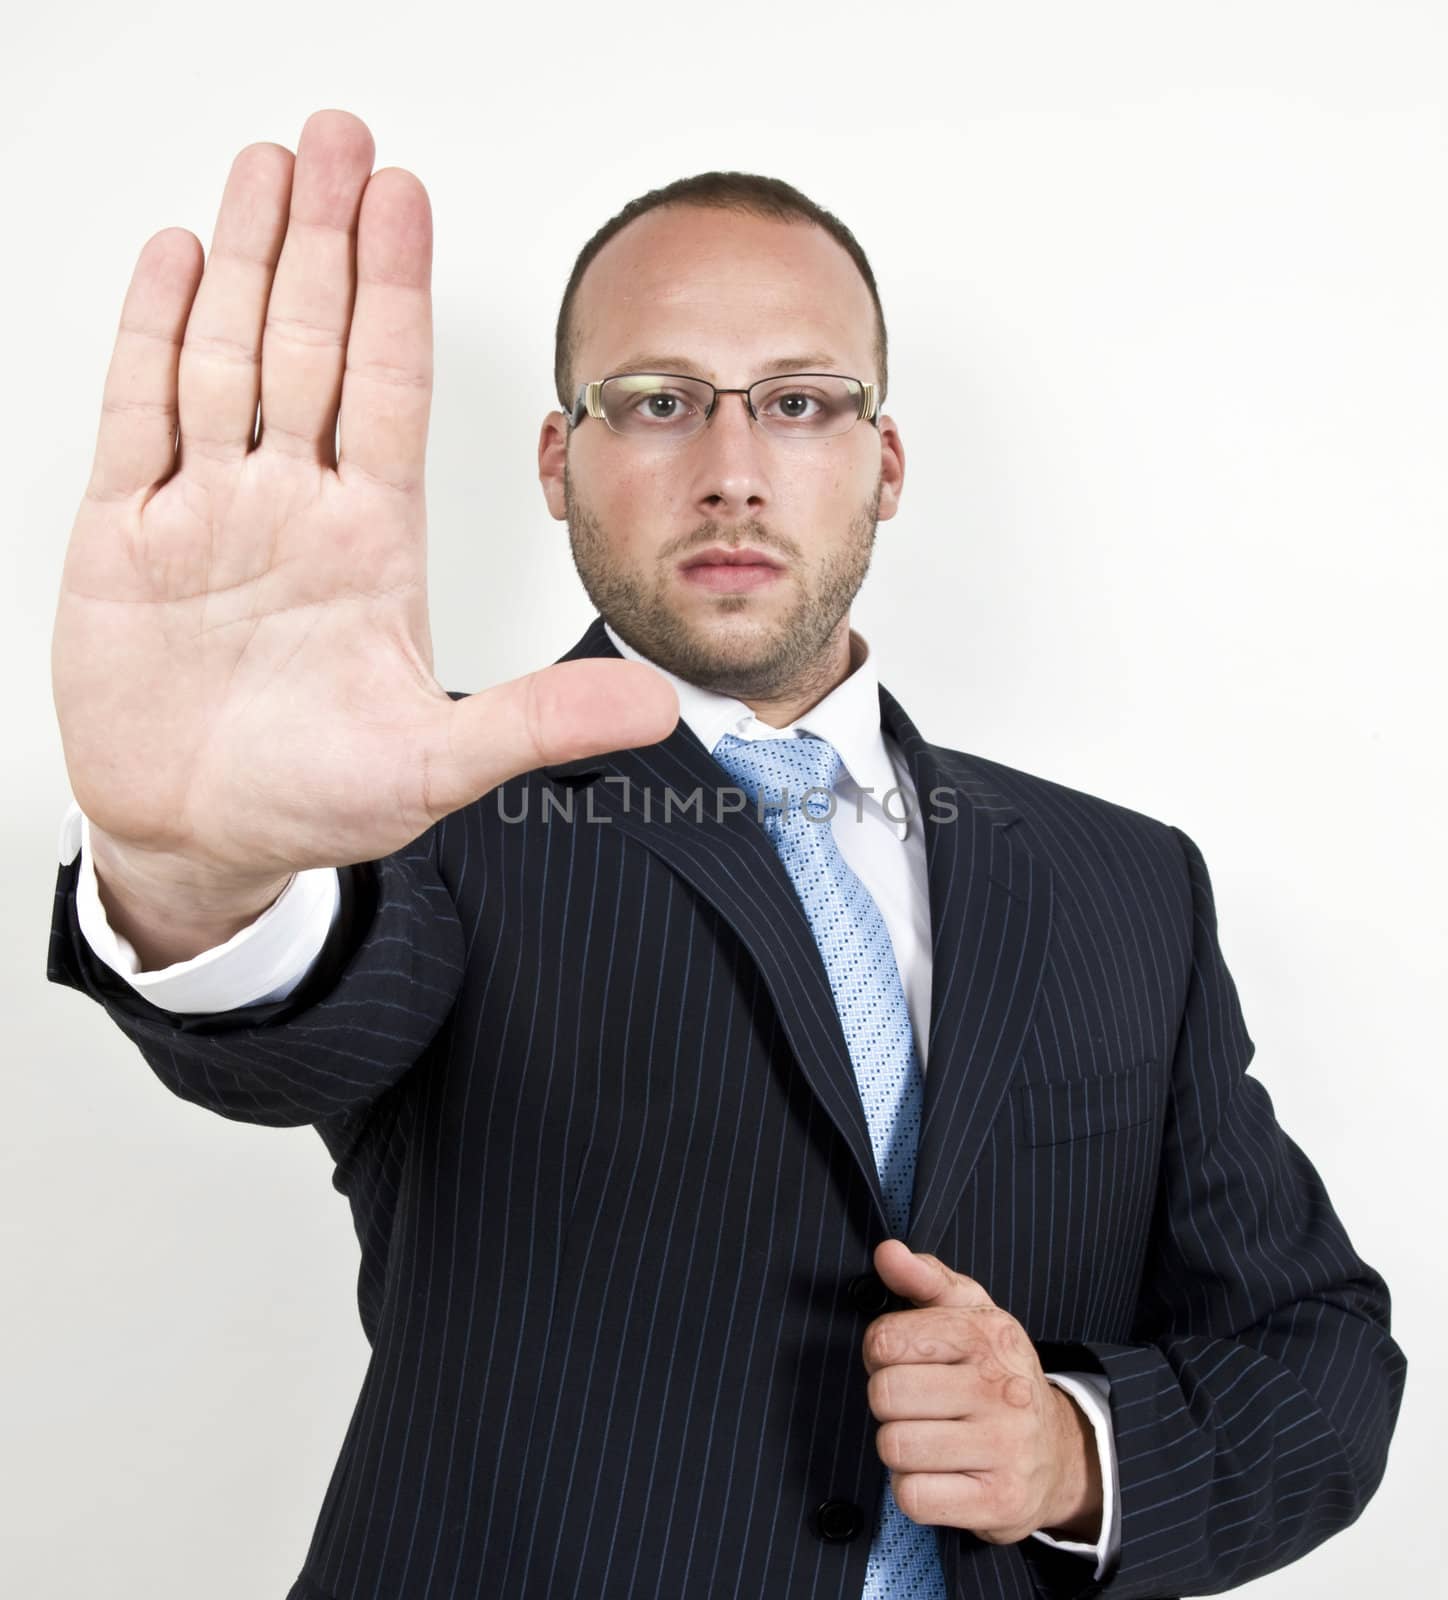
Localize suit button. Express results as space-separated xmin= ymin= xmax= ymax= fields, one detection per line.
xmin=813 ymin=1499 xmax=865 ymax=1542
xmin=847 ymin=1271 xmax=890 ymax=1315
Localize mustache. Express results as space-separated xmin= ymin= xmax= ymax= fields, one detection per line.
xmin=673 ymin=523 xmax=802 ymax=564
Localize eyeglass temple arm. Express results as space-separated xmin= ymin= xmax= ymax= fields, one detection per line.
xmin=567 ymin=382 xmax=604 ymax=428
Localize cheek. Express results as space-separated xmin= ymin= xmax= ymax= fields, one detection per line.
xmin=575 ymin=451 xmax=672 ymax=541
xmin=608 ymin=471 xmax=677 ymax=554
xmin=796 ymin=454 xmax=873 ymax=520
xmin=810 ymin=438 xmax=876 ymax=497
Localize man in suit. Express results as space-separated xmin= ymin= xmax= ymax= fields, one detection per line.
xmin=49 ymin=109 xmax=1404 ymax=1598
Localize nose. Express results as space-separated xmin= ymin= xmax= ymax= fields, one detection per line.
xmin=689 ymin=390 xmax=771 ymax=521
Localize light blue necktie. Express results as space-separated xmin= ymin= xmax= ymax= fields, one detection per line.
xmin=712 ymin=732 xmax=947 ymax=1600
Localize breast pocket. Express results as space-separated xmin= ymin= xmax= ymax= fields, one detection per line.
xmin=1015 ymin=1057 xmax=1160 ymax=1146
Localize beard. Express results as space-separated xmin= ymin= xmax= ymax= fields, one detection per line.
xmin=563 ymin=462 xmax=882 ymax=703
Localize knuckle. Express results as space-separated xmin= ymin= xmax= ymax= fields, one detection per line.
xmin=254 ymin=420 xmax=319 ymax=456
xmin=100 ymin=396 xmax=173 ymax=418
xmin=117 ymin=321 xmax=181 ymax=350
xmin=344 ymin=356 xmax=431 ymax=392
xmin=1002 ymin=1373 xmax=1035 ymax=1409
xmin=264 ymin=314 xmax=346 ymax=351
xmin=181 ymin=332 xmax=260 ymax=369
xmin=179 ymin=435 xmax=248 ymax=466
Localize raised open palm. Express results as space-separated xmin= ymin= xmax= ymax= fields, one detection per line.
xmin=52 ymin=109 xmax=676 ymax=904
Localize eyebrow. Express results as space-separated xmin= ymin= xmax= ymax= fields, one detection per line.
xmin=608 ymin=353 xmax=845 ymax=379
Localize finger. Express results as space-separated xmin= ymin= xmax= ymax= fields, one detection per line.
xmin=862 ymin=1307 xmax=1007 ymax=1376
xmin=867 ymin=1362 xmax=978 ymax=1422
xmin=418 ymin=659 xmax=681 ymax=823
xmin=876 ymin=1418 xmax=985 ymax=1474
xmin=873 ymin=1240 xmax=996 ymax=1311
xmin=175 ymin=141 xmax=293 ymax=480
xmin=891 ymin=1471 xmax=994 ymax=1533
xmin=85 ymin=228 xmax=202 ymax=503
xmin=256 ymin=109 xmax=375 ymax=465
xmin=336 ymin=166 xmax=432 ymax=493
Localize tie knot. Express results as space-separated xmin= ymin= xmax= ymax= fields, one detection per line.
xmin=712 ymin=732 xmax=844 ymax=820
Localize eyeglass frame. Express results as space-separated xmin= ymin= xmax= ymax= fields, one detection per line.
xmin=566 ymin=371 xmax=881 ymax=437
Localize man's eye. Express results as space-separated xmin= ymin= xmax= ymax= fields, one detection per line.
xmin=764 ymin=390 xmax=823 ymax=419
xmin=634 ymin=391 xmax=694 ymax=421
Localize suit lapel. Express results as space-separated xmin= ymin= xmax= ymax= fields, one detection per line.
xmin=543 ymin=617 xmax=1054 ymax=1256
xmin=877 ymin=686 xmax=1055 ymax=1261
xmin=546 ymin=617 xmax=891 ymax=1231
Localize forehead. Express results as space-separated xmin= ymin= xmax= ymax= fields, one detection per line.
xmin=570 ymin=204 xmax=878 ymax=382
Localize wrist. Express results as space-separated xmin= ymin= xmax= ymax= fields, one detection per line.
xmin=86 ymin=825 xmax=294 ymax=970
xmin=1040 ymin=1386 xmax=1104 ymax=1543
xmin=88 ymin=825 xmax=290 ymax=906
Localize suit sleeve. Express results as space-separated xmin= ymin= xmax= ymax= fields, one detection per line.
xmin=45 ymin=824 xmax=466 ymax=1131
xmin=1021 ymin=825 xmax=1407 ymax=1599
xmin=62 ymin=800 xmax=344 ymax=1012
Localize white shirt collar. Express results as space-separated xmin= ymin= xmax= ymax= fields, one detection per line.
xmin=600 ymin=618 xmax=907 ymax=810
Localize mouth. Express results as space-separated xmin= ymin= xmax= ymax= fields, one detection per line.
xmin=678 ymin=545 xmax=787 ymax=594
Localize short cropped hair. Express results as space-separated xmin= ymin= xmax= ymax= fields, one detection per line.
xmin=553 ymin=171 xmax=888 ymax=413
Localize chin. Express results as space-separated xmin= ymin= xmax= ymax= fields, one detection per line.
xmin=682 ymin=610 xmax=782 ymax=655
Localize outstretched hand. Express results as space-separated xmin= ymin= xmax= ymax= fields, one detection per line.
xmin=52 ymin=108 xmax=677 ymax=914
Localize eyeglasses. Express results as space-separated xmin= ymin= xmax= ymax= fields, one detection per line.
xmin=568 ymin=372 xmax=880 ymax=442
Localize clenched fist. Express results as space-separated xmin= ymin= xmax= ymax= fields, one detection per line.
xmin=862 ymin=1239 xmax=1104 ymax=1547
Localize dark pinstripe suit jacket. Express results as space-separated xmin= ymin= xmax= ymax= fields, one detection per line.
xmin=48 ymin=614 xmax=1405 ymax=1599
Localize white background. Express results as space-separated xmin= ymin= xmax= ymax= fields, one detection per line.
xmin=4 ymin=1 xmax=1443 ymax=1593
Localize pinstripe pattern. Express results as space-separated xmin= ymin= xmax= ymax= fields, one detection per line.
xmin=46 ymin=614 xmax=1405 ymax=1599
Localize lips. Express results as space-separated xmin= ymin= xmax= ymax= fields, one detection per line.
xmin=678 ymin=546 xmax=786 ymax=593
xmin=680 ymin=545 xmax=784 ymax=571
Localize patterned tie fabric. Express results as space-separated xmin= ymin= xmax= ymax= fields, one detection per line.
xmin=712 ymin=732 xmax=947 ymax=1599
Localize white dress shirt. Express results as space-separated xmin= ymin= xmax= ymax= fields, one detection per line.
xmin=56 ymin=619 xmax=1119 ymax=1576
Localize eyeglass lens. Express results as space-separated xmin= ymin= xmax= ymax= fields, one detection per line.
xmin=598 ymin=374 xmax=863 ymax=439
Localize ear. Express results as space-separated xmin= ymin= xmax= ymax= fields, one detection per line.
xmin=876 ymin=412 xmax=905 ymax=521
xmin=538 ymin=410 xmax=570 ymax=520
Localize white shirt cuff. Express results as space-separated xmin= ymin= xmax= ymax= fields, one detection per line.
xmin=60 ymin=800 xmax=342 ymax=1014
xmin=1031 ymin=1370 xmax=1119 ymax=1580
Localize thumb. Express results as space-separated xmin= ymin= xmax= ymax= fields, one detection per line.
xmin=873 ymin=1238 xmax=996 ymax=1310
xmin=424 ymin=659 xmax=680 ymax=820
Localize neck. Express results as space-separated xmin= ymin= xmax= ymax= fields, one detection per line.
xmin=737 ymin=620 xmax=859 ymax=729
